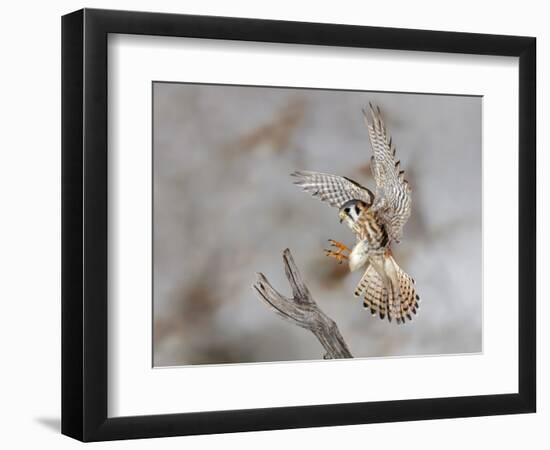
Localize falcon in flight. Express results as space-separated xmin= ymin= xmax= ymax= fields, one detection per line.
xmin=292 ymin=104 xmax=419 ymax=324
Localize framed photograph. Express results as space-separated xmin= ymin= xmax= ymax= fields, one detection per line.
xmin=61 ymin=8 xmax=536 ymax=442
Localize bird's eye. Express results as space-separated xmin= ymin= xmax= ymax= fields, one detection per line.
xmin=344 ymin=208 xmax=350 ymax=214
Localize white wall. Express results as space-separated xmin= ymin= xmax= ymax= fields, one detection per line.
xmin=0 ymin=0 xmax=545 ymax=448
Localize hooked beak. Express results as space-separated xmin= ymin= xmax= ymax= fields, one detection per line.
xmin=338 ymin=211 xmax=345 ymax=224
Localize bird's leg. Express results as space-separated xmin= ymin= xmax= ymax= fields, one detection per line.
xmin=348 ymin=240 xmax=369 ymax=272
xmin=324 ymin=239 xmax=350 ymax=264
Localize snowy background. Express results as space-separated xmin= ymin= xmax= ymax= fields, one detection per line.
xmin=152 ymin=83 xmax=482 ymax=367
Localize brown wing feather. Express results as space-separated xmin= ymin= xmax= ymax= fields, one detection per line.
xmin=363 ymin=104 xmax=412 ymax=242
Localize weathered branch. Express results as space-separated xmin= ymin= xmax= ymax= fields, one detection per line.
xmin=253 ymin=249 xmax=353 ymax=359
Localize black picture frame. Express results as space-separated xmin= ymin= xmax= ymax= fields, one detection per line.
xmin=61 ymin=8 xmax=536 ymax=442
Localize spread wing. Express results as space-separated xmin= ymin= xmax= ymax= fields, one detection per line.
xmin=364 ymin=104 xmax=412 ymax=241
xmin=291 ymin=170 xmax=374 ymax=209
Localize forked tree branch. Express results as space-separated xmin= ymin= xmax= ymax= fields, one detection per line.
xmin=253 ymin=249 xmax=353 ymax=359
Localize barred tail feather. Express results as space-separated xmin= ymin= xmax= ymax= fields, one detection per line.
xmin=396 ymin=263 xmax=420 ymax=321
xmin=355 ymin=259 xmax=419 ymax=324
xmin=356 ymin=265 xmax=390 ymax=321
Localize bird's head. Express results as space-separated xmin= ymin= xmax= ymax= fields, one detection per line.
xmin=338 ymin=199 xmax=368 ymax=229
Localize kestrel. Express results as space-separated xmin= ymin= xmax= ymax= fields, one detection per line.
xmin=292 ymin=104 xmax=419 ymax=324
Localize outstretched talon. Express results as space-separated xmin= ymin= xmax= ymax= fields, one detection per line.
xmin=324 ymin=239 xmax=350 ymax=264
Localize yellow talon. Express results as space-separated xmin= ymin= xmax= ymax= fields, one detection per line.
xmin=324 ymin=239 xmax=350 ymax=263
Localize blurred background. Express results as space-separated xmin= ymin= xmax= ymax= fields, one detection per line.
xmin=153 ymin=83 xmax=482 ymax=367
